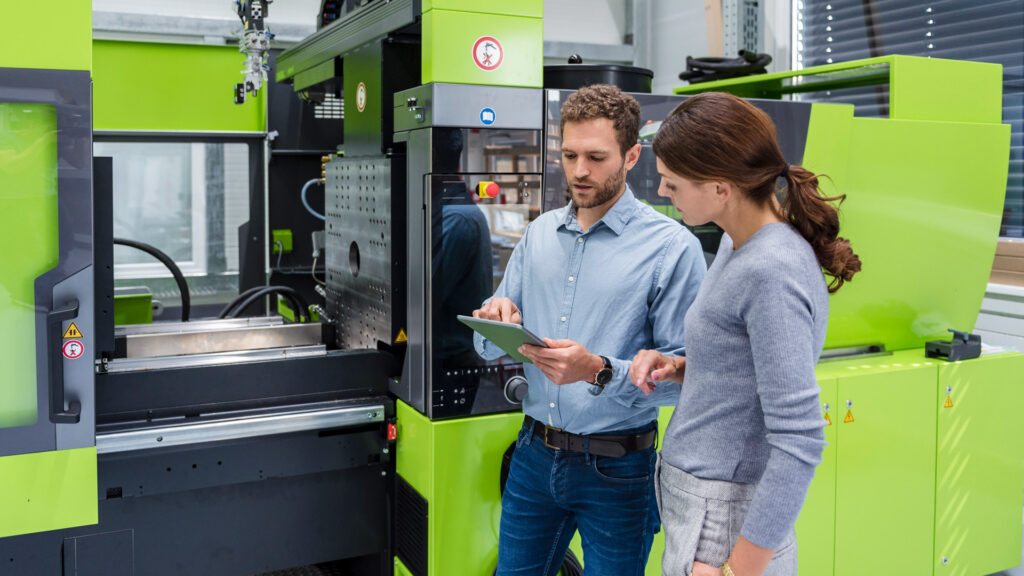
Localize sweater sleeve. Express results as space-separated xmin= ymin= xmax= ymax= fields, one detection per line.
xmin=738 ymin=266 xmax=827 ymax=550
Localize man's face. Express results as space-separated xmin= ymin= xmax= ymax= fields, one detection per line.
xmin=561 ymin=118 xmax=636 ymax=210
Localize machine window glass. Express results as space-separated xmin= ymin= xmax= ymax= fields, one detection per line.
xmin=0 ymin=103 xmax=57 ymax=429
xmin=94 ymin=141 xmax=251 ymax=312
xmin=428 ymin=128 xmax=542 ymax=416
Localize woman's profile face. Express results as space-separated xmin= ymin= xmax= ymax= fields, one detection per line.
xmin=655 ymin=157 xmax=718 ymax=227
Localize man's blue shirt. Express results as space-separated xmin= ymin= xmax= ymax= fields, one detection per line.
xmin=474 ymin=186 xmax=706 ymax=434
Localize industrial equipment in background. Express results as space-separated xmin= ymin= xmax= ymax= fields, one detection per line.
xmin=1 ymin=1 xmax=1021 ymax=576
xmin=234 ymin=0 xmax=273 ymax=104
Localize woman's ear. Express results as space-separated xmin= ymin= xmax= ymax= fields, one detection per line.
xmin=713 ymin=180 xmax=734 ymax=203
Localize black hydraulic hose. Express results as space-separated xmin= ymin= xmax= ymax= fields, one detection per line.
xmin=217 ymin=285 xmax=268 ymax=319
xmin=679 ymin=50 xmax=772 ymax=83
xmin=230 ymin=286 xmax=308 ymax=321
xmin=225 ymin=286 xmax=309 ymax=321
xmin=218 ymin=284 xmax=305 ymax=319
xmin=113 ymin=237 xmax=191 ymax=322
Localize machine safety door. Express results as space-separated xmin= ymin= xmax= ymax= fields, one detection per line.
xmin=0 ymin=68 xmax=98 ymax=538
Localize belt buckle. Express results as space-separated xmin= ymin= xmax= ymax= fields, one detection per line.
xmin=543 ymin=426 xmax=563 ymax=450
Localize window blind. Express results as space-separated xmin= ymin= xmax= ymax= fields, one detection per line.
xmin=794 ymin=0 xmax=1024 ymax=237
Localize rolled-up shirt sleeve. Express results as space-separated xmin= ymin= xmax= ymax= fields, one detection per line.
xmin=603 ymin=229 xmax=706 ymax=408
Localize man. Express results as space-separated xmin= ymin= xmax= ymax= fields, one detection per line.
xmin=472 ymin=84 xmax=706 ymax=575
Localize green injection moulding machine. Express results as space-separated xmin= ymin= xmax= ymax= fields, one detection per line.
xmin=1 ymin=1 xmax=1020 ymax=575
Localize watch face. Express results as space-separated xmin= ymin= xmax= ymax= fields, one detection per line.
xmin=595 ymin=368 xmax=613 ymax=386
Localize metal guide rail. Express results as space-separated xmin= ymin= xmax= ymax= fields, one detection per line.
xmin=96 ymin=402 xmax=386 ymax=454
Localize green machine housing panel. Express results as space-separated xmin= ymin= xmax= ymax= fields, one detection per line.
xmin=422 ymin=0 xmax=542 ymax=18
xmin=935 ymin=353 xmax=1024 ymax=575
xmin=1 ymin=4 xmax=91 ymax=71
xmin=805 ymin=108 xmax=1010 ymax=350
xmin=829 ymin=357 xmax=937 ymax=576
xmin=395 ymin=400 xmax=523 ymax=575
xmin=0 ymin=447 xmax=98 ymax=538
xmin=795 ymin=376 xmax=837 ymax=576
xmin=92 ymin=40 xmax=266 ymax=132
xmin=673 ymin=56 xmax=1010 ymax=352
xmin=421 ymin=9 xmax=543 ymax=88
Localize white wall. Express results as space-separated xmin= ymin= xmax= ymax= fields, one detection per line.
xmin=93 ymin=0 xmax=321 ymax=27
xmin=543 ymin=0 xmax=627 ymax=46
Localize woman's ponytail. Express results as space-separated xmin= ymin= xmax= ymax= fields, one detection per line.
xmin=780 ymin=165 xmax=861 ymax=293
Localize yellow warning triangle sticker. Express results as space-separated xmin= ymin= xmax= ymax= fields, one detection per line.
xmin=943 ymin=395 xmax=953 ymax=408
xmin=394 ymin=329 xmax=408 ymax=344
xmin=824 ymin=413 xmax=832 ymax=426
xmin=843 ymin=410 xmax=855 ymax=423
xmin=63 ymin=322 xmax=83 ymax=339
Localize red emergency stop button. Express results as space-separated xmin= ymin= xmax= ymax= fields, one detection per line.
xmin=478 ymin=181 xmax=500 ymax=198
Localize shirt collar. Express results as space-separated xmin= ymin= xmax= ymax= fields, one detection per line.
xmin=560 ymin=185 xmax=638 ymax=236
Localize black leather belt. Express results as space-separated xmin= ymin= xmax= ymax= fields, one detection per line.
xmin=526 ymin=416 xmax=656 ymax=458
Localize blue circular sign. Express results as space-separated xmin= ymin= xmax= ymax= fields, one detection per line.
xmin=480 ymin=108 xmax=496 ymax=126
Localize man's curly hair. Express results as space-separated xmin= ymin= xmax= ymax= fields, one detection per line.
xmin=559 ymin=84 xmax=642 ymax=156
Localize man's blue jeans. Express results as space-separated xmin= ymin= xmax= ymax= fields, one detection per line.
xmin=496 ymin=419 xmax=660 ymax=576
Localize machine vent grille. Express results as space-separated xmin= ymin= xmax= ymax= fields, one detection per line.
xmin=314 ymin=94 xmax=344 ymax=120
xmin=395 ymin=476 xmax=428 ymax=576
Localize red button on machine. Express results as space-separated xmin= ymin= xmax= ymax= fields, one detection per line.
xmin=478 ymin=181 xmax=500 ymax=199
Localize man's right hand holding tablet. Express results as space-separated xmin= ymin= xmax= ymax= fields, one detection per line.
xmin=471 ymin=297 xmax=522 ymax=325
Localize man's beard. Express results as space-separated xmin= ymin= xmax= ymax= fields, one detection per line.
xmin=566 ymin=162 xmax=626 ymax=209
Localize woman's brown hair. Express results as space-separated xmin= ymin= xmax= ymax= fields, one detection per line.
xmin=652 ymin=91 xmax=861 ymax=293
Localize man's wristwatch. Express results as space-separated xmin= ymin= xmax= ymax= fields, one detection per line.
xmin=591 ymin=356 xmax=613 ymax=389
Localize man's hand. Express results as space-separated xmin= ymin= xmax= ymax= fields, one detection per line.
xmin=518 ymin=339 xmax=603 ymax=385
xmin=692 ymin=562 xmax=724 ymax=576
xmin=472 ymin=297 xmax=521 ymax=324
xmin=629 ymin=349 xmax=686 ymax=395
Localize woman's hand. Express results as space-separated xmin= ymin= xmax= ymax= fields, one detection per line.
xmin=629 ymin=350 xmax=686 ymax=395
xmin=692 ymin=561 xmax=724 ymax=576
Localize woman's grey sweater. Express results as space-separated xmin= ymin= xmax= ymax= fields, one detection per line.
xmin=661 ymin=222 xmax=828 ymax=550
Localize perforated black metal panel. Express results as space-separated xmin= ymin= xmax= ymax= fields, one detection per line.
xmin=394 ymin=475 xmax=428 ymax=576
xmin=325 ymin=157 xmax=393 ymax=349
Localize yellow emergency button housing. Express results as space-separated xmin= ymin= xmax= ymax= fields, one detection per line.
xmin=478 ymin=181 xmax=500 ymax=199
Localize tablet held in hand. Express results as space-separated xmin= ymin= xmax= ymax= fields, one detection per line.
xmin=457 ymin=315 xmax=548 ymax=363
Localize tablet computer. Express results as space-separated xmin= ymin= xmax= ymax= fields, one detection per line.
xmin=457 ymin=315 xmax=547 ymax=363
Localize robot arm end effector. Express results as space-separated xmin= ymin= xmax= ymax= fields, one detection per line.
xmin=234 ymin=0 xmax=273 ymax=105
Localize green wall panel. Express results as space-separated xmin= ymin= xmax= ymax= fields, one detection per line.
xmin=795 ymin=377 xmax=837 ymax=576
xmin=0 ymin=447 xmax=98 ymax=538
xmin=1 ymin=4 xmax=91 ymax=71
xmin=422 ymin=0 xmax=543 ymax=18
xmin=833 ymin=361 xmax=937 ymax=576
xmin=422 ymin=10 xmax=542 ymax=88
xmin=0 ymin=103 xmax=58 ymax=430
xmin=935 ymin=353 xmax=1024 ymax=575
xmin=93 ymin=40 xmax=266 ymax=132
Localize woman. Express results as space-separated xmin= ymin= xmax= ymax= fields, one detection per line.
xmin=630 ymin=92 xmax=861 ymax=576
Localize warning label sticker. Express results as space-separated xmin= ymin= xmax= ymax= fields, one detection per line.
xmin=473 ymin=36 xmax=503 ymax=71
xmin=356 ymin=82 xmax=367 ymax=113
xmin=395 ymin=329 xmax=408 ymax=344
xmin=62 ymin=339 xmax=84 ymax=360
xmin=63 ymin=322 xmax=83 ymax=339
